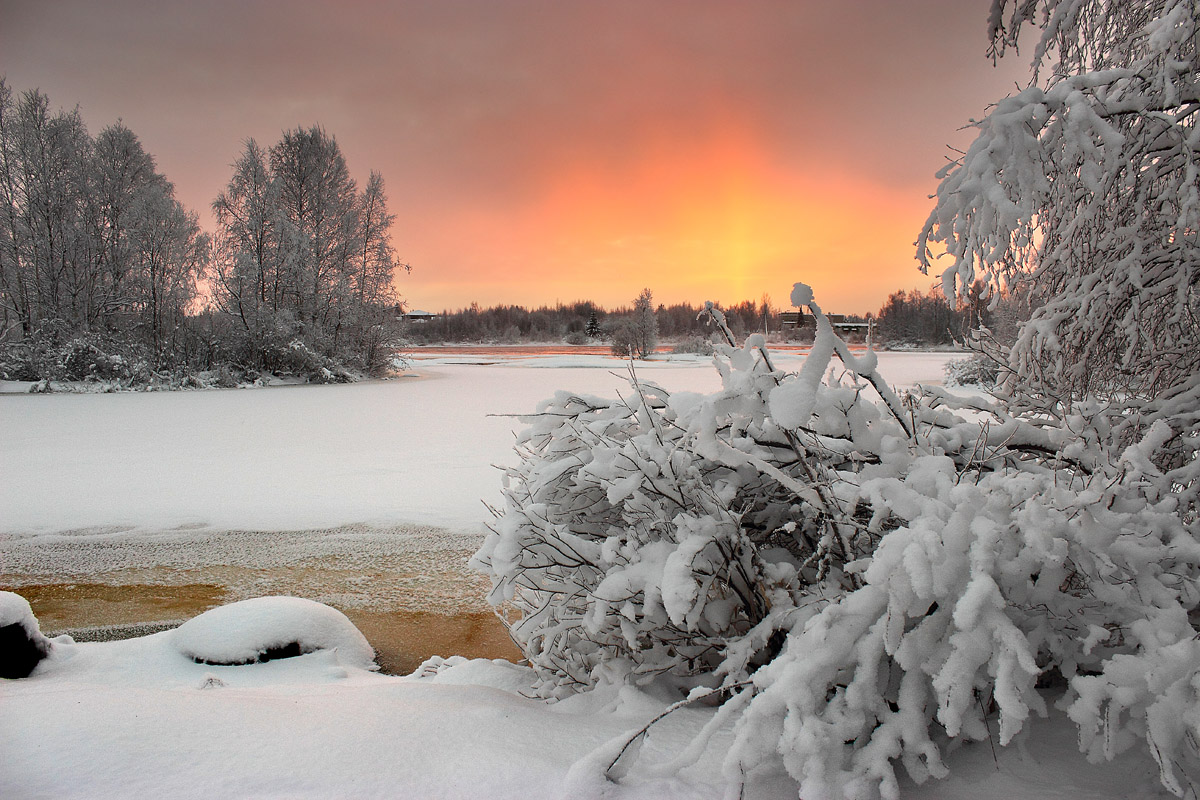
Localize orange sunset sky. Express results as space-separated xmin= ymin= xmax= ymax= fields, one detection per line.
xmin=1 ymin=1 xmax=1027 ymax=315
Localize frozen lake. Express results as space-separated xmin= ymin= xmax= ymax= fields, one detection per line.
xmin=1 ymin=349 xmax=963 ymax=665
xmin=1 ymin=349 xmax=961 ymax=536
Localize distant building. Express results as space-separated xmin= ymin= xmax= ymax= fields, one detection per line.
xmin=779 ymin=311 xmax=806 ymax=328
xmin=403 ymin=310 xmax=437 ymax=323
xmin=781 ymin=311 xmax=869 ymax=335
xmin=827 ymin=314 xmax=871 ymax=335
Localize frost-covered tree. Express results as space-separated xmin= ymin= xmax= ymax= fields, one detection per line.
xmin=0 ymin=81 xmax=208 ymax=372
xmin=269 ymin=126 xmax=361 ymax=334
xmin=606 ymin=289 xmax=659 ymax=359
xmin=631 ymin=288 xmax=659 ymax=358
xmin=0 ymin=82 xmax=93 ymax=336
xmin=919 ymin=0 xmax=1200 ymax=504
xmin=211 ymin=127 xmax=405 ymax=374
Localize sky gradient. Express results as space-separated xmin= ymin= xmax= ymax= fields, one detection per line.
xmin=1 ymin=1 xmax=1028 ymax=314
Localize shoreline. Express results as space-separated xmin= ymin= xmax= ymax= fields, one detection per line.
xmin=4 ymin=523 xmax=521 ymax=675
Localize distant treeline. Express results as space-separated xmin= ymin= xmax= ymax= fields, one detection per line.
xmin=403 ymin=297 xmax=790 ymax=345
xmin=874 ymin=282 xmax=1031 ymax=347
xmin=406 ymin=284 xmax=1031 ymax=348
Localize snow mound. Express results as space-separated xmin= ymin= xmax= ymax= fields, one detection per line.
xmin=0 ymin=591 xmax=53 ymax=678
xmin=0 ymin=591 xmax=46 ymax=638
xmin=170 ymin=597 xmax=376 ymax=670
xmin=419 ymin=655 xmax=537 ymax=694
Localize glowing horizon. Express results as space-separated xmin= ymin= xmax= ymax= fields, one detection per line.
xmin=403 ymin=123 xmax=940 ymax=315
xmin=1 ymin=1 xmax=1027 ymax=318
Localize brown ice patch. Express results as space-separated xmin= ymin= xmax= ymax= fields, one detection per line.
xmin=14 ymin=582 xmax=229 ymax=631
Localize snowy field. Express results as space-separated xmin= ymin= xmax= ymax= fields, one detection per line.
xmin=1 ymin=349 xmax=1171 ymax=799
xmin=0 ymin=350 xmax=954 ymax=535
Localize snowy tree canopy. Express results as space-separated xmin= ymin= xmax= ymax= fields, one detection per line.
xmin=919 ymin=1 xmax=1199 ymax=466
xmin=0 ymin=81 xmax=208 ymax=362
xmin=210 ymin=127 xmax=406 ymax=375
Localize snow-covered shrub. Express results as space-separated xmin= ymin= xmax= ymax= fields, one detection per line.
xmin=943 ymin=351 xmax=1001 ymax=388
xmin=472 ymin=370 xmax=779 ymax=696
xmin=0 ymin=323 xmax=153 ymax=384
xmin=476 ymin=283 xmax=1200 ymax=798
xmin=670 ymin=336 xmax=714 ymax=355
xmin=0 ymin=338 xmax=46 ymax=381
xmin=214 ymin=364 xmax=239 ymax=388
xmin=55 ymin=337 xmax=132 ymax=381
xmin=606 ymin=320 xmax=638 ymax=358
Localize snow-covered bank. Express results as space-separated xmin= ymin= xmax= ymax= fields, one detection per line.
xmin=1 ymin=602 xmax=1169 ymax=800
xmin=1 ymin=607 xmax=785 ymax=800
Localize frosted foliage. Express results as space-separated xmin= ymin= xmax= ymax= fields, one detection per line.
xmin=789 ymin=282 xmax=814 ymax=308
xmin=474 ymin=288 xmax=1200 ymax=798
xmin=919 ymin=0 xmax=1200 ymax=524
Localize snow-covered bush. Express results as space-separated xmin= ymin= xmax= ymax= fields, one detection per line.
xmin=55 ymin=337 xmax=136 ymax=381
xmin=473 ymin=373 xmax=779 ymax=695
xmin=943 ymin=351 xmax=1001 ymax=388
xmin=0 ymin=322 xmax=153 ymax=384
xmin=475 ymin=283 xmax=1200 ymax=798
xmin=670 ymin=336 xmax=714 ymax=355
xmin=0 ymin=334 xmax=50 ymax=380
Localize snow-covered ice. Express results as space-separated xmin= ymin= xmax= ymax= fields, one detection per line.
xmin=0 ymin=351 xmax=956 ymax=536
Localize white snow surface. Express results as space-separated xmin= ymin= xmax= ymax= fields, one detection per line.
xmin=170 ymin=596 xmax=376 ymax=670
xmin=0 ymin=352 xmax=954 ymax=535
xmin=3 ymin=350 xmax=1160 ymax=799
xmin=1 ymin=625 xmax=1168 ymax=800
xmin=3 ymin=615 xmax=795 ymax=800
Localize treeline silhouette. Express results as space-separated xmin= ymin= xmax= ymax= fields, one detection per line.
xmin=403 ymin=298 xmax=796 ymax=345
xmin=405 ymin=284 xmax=1029 ymax=348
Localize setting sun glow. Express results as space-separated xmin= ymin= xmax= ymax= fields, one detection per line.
xmin=409 ymin=125 xmax=929 ymax=313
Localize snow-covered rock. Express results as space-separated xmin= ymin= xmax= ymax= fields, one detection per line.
xmin=0 ymin=591 xmax=52 ymax=678
xmin=170 ymin=597 xmax=376 ymax=670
